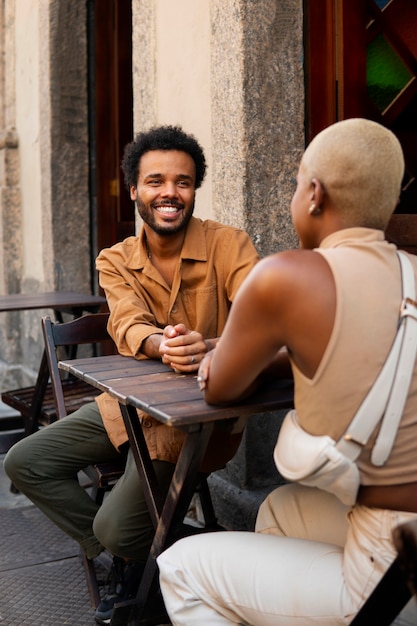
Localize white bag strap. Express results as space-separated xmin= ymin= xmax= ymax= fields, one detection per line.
xmin=372 ymin=252 xmax=417 ymax=464
xmin=337 ymin=251 xmax=417 ymax=465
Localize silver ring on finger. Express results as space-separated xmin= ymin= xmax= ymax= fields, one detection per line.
xmin=191 ymin=355 xmax=195 ymax=364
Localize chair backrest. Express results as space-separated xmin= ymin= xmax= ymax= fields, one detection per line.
xmin=41 ymin=313 xmax=114 ymax=419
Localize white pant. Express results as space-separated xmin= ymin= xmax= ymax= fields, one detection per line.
xmin=158 ymin=484 xmax=417 ymax=625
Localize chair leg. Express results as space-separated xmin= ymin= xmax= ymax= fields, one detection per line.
xmin=349 ymin=558 xmax=411 ymax=625
xmin=76 ymin=471 xmax=114 ymax=608
xmin=393 ymin=519 xmax=417 ymax=597
xmin=80 ymin=550 xmax=101 ymax=609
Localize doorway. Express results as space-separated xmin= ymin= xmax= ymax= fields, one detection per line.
xmin=88 ymin=0 xmax=135 ymax=269
xmin=304 ymin=0 xmax=417 ymax=252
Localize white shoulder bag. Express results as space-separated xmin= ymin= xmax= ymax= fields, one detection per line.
xmin=274 ymin=252 xmax=417 ymax=506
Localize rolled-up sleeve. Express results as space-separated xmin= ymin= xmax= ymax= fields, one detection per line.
xmin=96 ymin=237 xmax=164 ymax=357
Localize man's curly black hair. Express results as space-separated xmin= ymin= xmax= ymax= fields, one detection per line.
xmin=121 ymin=125 xmax=207 ymax=190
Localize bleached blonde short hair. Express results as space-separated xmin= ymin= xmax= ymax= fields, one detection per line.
xmin=302 ymin=118 xmax=405 ymax=229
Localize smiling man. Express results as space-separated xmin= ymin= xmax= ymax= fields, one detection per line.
xmin=5 ymin=125 xmax=259 ymax=625
xmin=133 ymin=150 xmax=195 ymax=234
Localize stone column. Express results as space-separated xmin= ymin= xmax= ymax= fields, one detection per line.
xmin=208 ymin=0 xmax=304 ymax=530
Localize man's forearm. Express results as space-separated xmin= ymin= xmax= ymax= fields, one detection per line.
xmin=141 ymin=334 xmax=163 ymax=360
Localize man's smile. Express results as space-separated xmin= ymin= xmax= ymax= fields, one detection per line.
xmin=153 ymin=204 xmax=183 ymax=217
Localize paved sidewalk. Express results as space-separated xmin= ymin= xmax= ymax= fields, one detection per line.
xmin=0 ymin=450 xmax=98 ymax=625
xmin=0 ymin=432 xmax=172 ymax=626
xmin=0 ymin=393 xmax=173 ymax=626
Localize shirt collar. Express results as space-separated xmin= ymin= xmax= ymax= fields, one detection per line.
xmin=179 ymin=217 xmax=207 ymax=262
xmin=125 ymin=216 xmax=208 ymax=270
xmin=318 ymin=227 xmax=385 ymax=250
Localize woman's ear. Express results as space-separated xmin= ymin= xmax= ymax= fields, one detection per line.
xmin=310 ymin=177 xmax=325 ymax=211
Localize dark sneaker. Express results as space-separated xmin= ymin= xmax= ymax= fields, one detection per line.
xmin=94 ymin=556 xmax=145 ymax=625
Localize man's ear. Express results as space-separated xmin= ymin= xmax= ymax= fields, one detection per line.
xmin=130 ymin=186 xmax=138 ymax=201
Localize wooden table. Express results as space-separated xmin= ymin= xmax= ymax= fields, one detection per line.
xmin=58 ymin=354 xmax=294 ymax=625
xmin=0 ymin=291 xmax=106 ymax=317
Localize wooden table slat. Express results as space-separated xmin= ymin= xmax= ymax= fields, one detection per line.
xmin=126 ymin=384 xmax=294 ymax=425
xmin=58 ymin=355 xmax=164 ymax=377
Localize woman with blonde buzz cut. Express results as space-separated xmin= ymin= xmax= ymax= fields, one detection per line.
xmin=157 ymin=119 xmax=417 ymax=625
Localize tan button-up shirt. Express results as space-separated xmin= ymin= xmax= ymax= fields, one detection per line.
xmin=95 ymin=217 xmax=259 ymax=471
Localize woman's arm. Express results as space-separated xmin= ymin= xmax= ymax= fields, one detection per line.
xmin=200 ymin=255 xmax=290 ymax=404
xmin=200 ymin=249 xmax=335 ymax=405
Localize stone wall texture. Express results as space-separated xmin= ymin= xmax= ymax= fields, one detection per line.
xmin=206 ymin=0 xmax=304 ymax=528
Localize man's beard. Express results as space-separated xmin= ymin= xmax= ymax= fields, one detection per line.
xmin=136 ymin=199 xmax=194 ymax=236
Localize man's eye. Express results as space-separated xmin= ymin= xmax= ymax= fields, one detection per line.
xmin=178 ymin=180 xmax=190 ymax=187
xmin=148 ymin=179 xmax=161 ymax=185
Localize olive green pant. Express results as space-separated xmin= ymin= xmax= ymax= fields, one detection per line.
xmin=4 ymin=402 xmax=174 ymax=560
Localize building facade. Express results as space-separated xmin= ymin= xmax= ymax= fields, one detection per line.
xmin=0 ymin=0 xmax=303 ymax=387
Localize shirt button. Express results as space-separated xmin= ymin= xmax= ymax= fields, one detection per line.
xmin=171 ymin=305 xmax=177 ymax=313
xmin=142 ymin=419 xmax=153 ymax=428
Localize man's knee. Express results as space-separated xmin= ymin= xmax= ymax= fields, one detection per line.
xmin=93 ymin=505 xmax=154 ymax=560
xmin=4 ymin=437 xmax=32 ymax=484
xmin=93 ymin=505 xmax=120 ymax=554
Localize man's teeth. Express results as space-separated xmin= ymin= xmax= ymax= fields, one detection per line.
xmin=156 ymin=206 xmax=180 ymax=213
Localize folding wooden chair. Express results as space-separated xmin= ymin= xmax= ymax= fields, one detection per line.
xmin=40 ymin=313 xmax=126 ymax=607
xmin=393 ymin=518 xmax=417 ymax=598
xmin=42 ymin=313 xmax=221 ymax=610
xmin=2 ymin=317 xmax=109 ymax=438
xmin=349 ymin=558 xmax=411 ymax=625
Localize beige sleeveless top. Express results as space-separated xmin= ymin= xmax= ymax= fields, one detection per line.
xmin=291 ymin=227 xmax=417 ymax=485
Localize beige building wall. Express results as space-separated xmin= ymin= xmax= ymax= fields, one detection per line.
xmin=155 ymin=0 xmax=213 ymax=220
xmin=132 ymin=0 xmax=213 ymax=222
xmin=15 ymin=0 xmax=54 ymax=288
